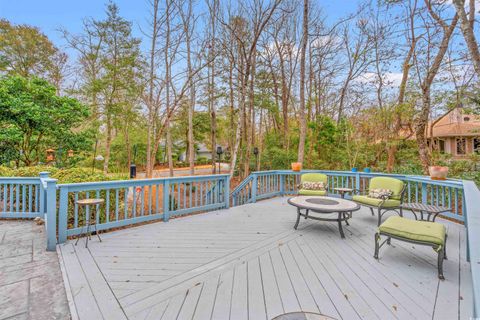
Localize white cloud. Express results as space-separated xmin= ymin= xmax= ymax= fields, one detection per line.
xmin=356 ymin=72 xmax=404 ymax=87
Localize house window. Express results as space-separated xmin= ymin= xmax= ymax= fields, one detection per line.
xmin=438 ymin=140 xmax=445 ymax=153
xmin=474 ymin=138 xmax=480 ymax=154
xmin=457 ymin=138 xmax=466 ymax=155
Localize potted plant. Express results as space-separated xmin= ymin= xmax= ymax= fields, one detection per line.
xmin=428 ymin=166 xmax=449 ymax=180
xmin=291 ymin=162 xmax=302 ymax=172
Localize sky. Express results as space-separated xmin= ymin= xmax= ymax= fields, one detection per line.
xmin=0 ymin=0 xmax=362 ymax=52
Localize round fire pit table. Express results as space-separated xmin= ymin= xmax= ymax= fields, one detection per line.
xmin=288 ymin=196 xmax=360 ymax=238
xmin=272 ymin=311 xmax=337 ymax=320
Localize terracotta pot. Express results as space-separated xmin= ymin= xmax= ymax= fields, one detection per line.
xmin=291 ymin=162 xmax=302 ymax=172
xmin=429 ymin=166 xmax=449 ymax=180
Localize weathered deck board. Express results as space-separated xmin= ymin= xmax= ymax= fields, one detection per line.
xmin=58 ymin=197 xmax=472 ymax=320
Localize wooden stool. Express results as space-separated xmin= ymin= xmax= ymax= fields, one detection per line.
xmin=75 ymin=198 xmax=104 ymax=248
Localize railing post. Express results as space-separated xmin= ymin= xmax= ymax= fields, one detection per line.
xmin=422 ymin=182 xmax=428 ymax=204
xmin=45 ymin=178 xmax=57 ymax=251
xmin=251 ymin=174 xmax=258 ymax=203
xmin=39 ymin=172 xmax=49 ymax=214
xmin=355 ymin=172 xmax=360 ymax=191
xmin=224 ymin=176 xmax=230 ymax=209
xmin=163 ymin=180 xmax=170 ymax=222
xmin=58 ymin=187 xmax=68 ymax=244
xmin=280 ymin=174 xmax=285 ymax=196
xmin=463 ymin=193 xmax=470 ymax=262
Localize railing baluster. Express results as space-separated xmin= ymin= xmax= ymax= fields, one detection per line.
xmin=106 ymin=189 xmax=110 ymax=223
xmin=140 ymin=186 xmax=145 ymax=216
xmin=74 ymin=192 xmax=79 ymax=228
xmin=148 ymin=185 xmax=152 ymax=215
xmin=132 ymin=186 xmax=137 ymax=218
xmin=115 ymin=189 xmax=119 ymax=221
xmin=124 ymin=188 xmax=128 ymax=219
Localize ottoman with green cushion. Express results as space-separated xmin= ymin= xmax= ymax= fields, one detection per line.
xmin=374 ymin=216 xmax=447 ymax=279
xmin=298 ymin=173 xmax=328 ymax=196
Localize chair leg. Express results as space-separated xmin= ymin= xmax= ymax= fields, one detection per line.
xmin=377 ymin=208 xmax=382 ymax=226
xmin=444 ymin=234 xmax=447 ymax=260
xmin=374 ymin=233 xmax=380 ymax=259
xmin=387 ymin=237 xmax=391 ymax=245
xmin=94 ymin=224 xmax=102 ymax=243
xmin=305 ymin=209 xmax=309 ymax=219
xmin=437 ymin=247 xmax=445 ymax=280
xmin=399 ymin=207 xmax=403 ymax=217
xmin=85 ymin=222 xmax=90 ymax=248
xmin=370 ymin=207 xmax=375 ymax=216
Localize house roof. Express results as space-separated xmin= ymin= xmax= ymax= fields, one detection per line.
xmin=427 ymin=107 xmax=480 ymax=138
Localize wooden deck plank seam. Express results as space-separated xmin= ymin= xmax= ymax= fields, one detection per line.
xmin=305 ymin=230 xmax=403 ymax=319
xmin=316 ymin=223 xmax=432 ymax=318
xmin=302 ymin=236 xmax=383 ymax=320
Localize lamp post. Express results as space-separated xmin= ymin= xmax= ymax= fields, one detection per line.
xmin=216 ymin=146 xmax=223 ymax=174
xmin=253 ymin=147 xmax=259 ymax=171
xmin=130 ymin=144 xmax=137 ymax=179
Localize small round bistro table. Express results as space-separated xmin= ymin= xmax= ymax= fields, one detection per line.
xmin=288 ymin=196 xmax=360 ymax=238
xmin=75 ymin=198 xmax=104 ymax=248
xmin=333 ymin=187 xmax=354 ymax=199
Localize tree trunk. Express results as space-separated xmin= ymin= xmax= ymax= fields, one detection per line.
xmin=452 ymin=0 xmax=480 ymax=76
xmin=145 ymin=0 xmax=159 ymax=178
xmin=165 ymin=0 xmax=174 ymax=177
xmin=297 ymin=0 xmax=308 ymax=164
xmin=103 ymin=114 xmax=112 ymax=174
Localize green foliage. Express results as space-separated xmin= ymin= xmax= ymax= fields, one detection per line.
xmin=0 ymin=19 xmax=61 ymax=80
xmin=52 ymin=167 xmax=127 ymax=183
xmin=0 ymin=75 xmax=91 ymax=166
xmin=0 ymin=165 xmax=127 ymax=183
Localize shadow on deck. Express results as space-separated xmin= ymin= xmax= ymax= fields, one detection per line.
xmin=58 ymin=197 xmax=472 ymax=320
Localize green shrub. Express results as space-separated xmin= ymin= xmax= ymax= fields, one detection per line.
xmin=0 ymin=166 xmax=13 ymax=176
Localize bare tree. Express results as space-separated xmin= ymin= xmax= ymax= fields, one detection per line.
xmin=452 ymin=0 xmax=480 ymax=76
xmin=297 ymin=0 xmax=308 ymax=163
xmin=413 ymin=1 xmax=458 ymax=171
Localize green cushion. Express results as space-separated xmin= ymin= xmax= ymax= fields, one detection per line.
xmin=369 ymin=177 xmax=404 ymax=200
xmin=379 ymin=216 xmax=446 ymax=246
xmin=301 ymin=173 xmax=328 ymax=184
xmin=352 ymin=195 xmax=400 ymax=208
xmin=298 ymin=189 xmax=327 ymax=196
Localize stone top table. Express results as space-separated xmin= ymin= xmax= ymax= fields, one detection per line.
xmin=333 ymin=187 xmax=354 ymax=198
xmin=288 ymin=196 xmax=360 ymax=238
xmin=400 ymin=202 xmax=451 ymax=222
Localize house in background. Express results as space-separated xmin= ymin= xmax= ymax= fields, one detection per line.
xmin=178 ymin=143 xmax=212 ymax=161
xmin=427 ymin=107 xmax=480 ymax=158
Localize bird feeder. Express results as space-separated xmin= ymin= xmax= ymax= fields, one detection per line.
xmin=46 ymin=149 xmax=55 ymax=162
xmin=67 ymin=149 xmax=74 ymax=157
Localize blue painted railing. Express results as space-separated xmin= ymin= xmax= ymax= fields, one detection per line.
xmin=231 ymin=170 xmax=465 ymax=222
xmin=56 ymin=174 xmax=230 ymax=243
xmin=0 ymin=176 xmax=43 ymax=218
xmin=0 ymin=172 xmax=58 ymax=251
xmin=1 ymin=169 xmax=478 ymax=317
xmin=463 ymin=180 xmax=480 ymax=317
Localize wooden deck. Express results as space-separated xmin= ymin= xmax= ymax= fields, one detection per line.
xmin=57 ymin=197 xmax=472 ymax=320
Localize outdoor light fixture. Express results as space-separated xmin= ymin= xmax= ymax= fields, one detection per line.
xmin=216 ymin=146 xmax=223 ymax=174
xmin=253 ymin=147 xmax=259 ymax=171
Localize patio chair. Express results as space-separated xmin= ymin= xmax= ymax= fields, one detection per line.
xmin=374 ymin=215 xmax=447 ymax=279
xmin=298 ymin=173 xmax=328 ymax=196
xmin=352 ymin=176 xmax=405 ymax=226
